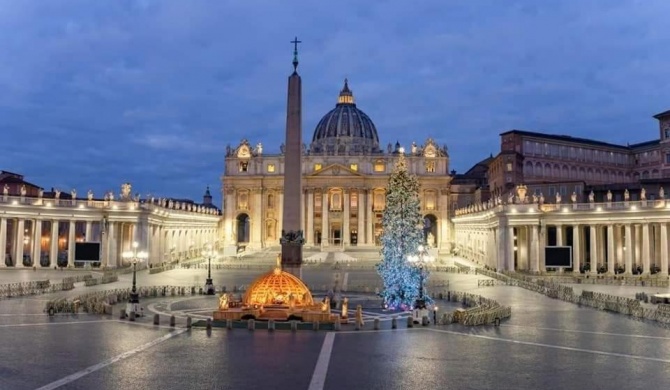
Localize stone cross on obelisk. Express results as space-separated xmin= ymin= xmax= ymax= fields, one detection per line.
xmin=280 ymin=37 xmax=304 ymax=277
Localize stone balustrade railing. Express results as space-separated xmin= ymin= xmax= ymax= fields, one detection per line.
xmin=0 ymin=194 xmax=220 ymax=216
xmin=455 ymin=198 xmax=670 ymax=217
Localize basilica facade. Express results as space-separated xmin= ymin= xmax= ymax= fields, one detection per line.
xmin=221 ymin=80 xmax=451 ymax=252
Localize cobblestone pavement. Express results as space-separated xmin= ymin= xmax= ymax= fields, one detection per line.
xmin=1 ymin=260 xmax=669 ymax=390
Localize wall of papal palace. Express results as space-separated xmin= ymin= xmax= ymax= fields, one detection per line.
xmin=0 ymin=194 xmax=220 ymax=268
xmin=453 ymin=198 xmax=670 ymax=277
xmin=222 ymin=183 xmax=451 ymax=252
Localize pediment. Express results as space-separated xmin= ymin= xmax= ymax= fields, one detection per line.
xmin=308 ymin=163 xmax=363 ymax=177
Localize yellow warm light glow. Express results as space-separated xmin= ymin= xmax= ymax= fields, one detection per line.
xmin=596 ymin=207 xmax=602 ymax=212
xmin=78 ymin=204 xmax=85 ymax=209
xmin=631 ymin=205 xmax=637 ymax=211
xmin=562 ymin=208 xmax=569 ymax=213
xmin=12 ymin=200 xmax=17 ymax=205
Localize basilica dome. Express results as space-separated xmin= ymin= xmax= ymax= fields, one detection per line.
xmin=310 ymin=79 xmax=381 ymax=154
xmin=243 ymin=265 xmax=314 ymax=307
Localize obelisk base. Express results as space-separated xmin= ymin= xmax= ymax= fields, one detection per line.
xmin=281 ymin=243 xmax=303 ymax=279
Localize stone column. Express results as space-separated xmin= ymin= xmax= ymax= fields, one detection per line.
xmin=33 ymin=220 xmax=42 ymax=266
xmin=343 ymin=190 xmax=350 ymax=246
xmin=251 ymin=188 xmax=262 ymax=248
xmin=50 ymin=220 xmax=59 ymax=266
xmin=14 ymin=219 xmax=24 ymax=267
xmin=306 ymin=189 xmax=314 ymax=246
xmin=224 ymin=190 xmax=235 ymax=245
xmin=642 ymin=223 xmax=651 ymax=275
xmin=530 ymin=225 xmax=539 ymax=273
xmin=85 ymin=221 xmax=92 ymax=242
xmin=277 ymin=191 xmax=284 ymax=243
xmin=321 ymin=189 xmax=328 ymax=246
xmin=108 ymin=222 xmax=118 ymax=267
xmin=506 ymin=226 xmax=515 ymax=271
xmin=660 ymin=223 xmax=669 ymax=277
xmin=556 ymin=225 xmax=563 ymax=246
xmin=607 ymin=224 xmax=615 ymax=274
xmin=573 ymin=225 xmax=581 ymax=274
xmin=300 ymin=190 xmax=305 ymax=235
xmin=357 ymin=189 xmax=365 ymax=246
xmin=539 ymin=223 xmax=547 ymax=272
xmin=624 ymin=224 xmax=633 ymax=274
xmin=589 ymin=225 xmax=598 ymax=274
xmin=0 ymin=218 xmax=6 ymax=267
xmin=366 ymin=190 xmax=373 ymax=245
xmin=634 ymin=225 xmax=641 ymax=269
xmin=67 ymin=220 xmax=76 ymax=267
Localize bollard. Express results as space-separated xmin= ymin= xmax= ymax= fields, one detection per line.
xmin=206 ymin=318 xmax=212 ymax=330
xmin=227 ymin=319 xmax=233 ymax=330
xmin=391 ymin=316 xmax=397 ymax=329
xmin=247 ymin=318 xmax=255 ymax=331
xmin=494 ymin=317 xmax=501 ymax=327
xmin=373 ymin=318 xmax=380 ymax=330
xmin=129 ymin=311 xmax=136 ymax=321
xmin=170 ymin=315 xmax=176 ymax=327
xmin=407 ymin=316 xmax=414 ymax=328
xmin=119 ymin=309 xmax=126 ymax=320
xmin=291 ymin=320 xmax=298 ymax=332
xmin=48 ymin=307 xmax=55 ymax=317
xmin=334 ymin=320 xmax=341 ymax=331
xmin=355 ymin=320 xmax=361 ymax=331
xmin=422 ymin=316 xmax=430 ymax=326
xmin=268 ymin=319 xmax=275 ymax=332
xmin=153 ymin=314 xmax=160 ymax=325
xmin=186 ymin=316 xmax=192 ymax=329
xmin=313 ymin=321 xmax=320 ymax=331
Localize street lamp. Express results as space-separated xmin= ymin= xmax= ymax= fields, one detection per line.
xmin=407 ymin=244 xmax=435 ymax=310
xmin=203 ymin=243 xmax=215 ymax=295
xmin=122 ymin=241 xmax=148 ymax=315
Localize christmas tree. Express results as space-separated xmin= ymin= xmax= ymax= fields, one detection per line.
xmin=376 ymin=152 xmax=430 ymax=310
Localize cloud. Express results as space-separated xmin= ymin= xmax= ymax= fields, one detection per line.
xmin=1 ymin=0 xmax=669 ymax=201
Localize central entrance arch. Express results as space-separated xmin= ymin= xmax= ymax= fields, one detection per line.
xmin=423 ymin=214 xmax=438 ymax=248
xmin=236 ymin=213 xmax=250 ymax=244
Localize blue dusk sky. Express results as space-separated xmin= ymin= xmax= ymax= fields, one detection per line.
xmin=1 ymin=0 xmax=669 ymax=205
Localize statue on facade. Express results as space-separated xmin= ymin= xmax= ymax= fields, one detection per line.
xmin=87 ymin=190 xmax=93 ymax=201
xmin=606 ymin=190 xmax=612 ymax=202
xmin=571 ymin=192 xmax=577 ymax=203
xmin=167 ymin=200 xmax=173 ymax=209
xmin=588 ymin=190 xmax=595 ymax=203
xmin=624 ymin=189 xmax=630 ymax=201
xmin=108 ymin=191 xmax=115 ymax=201
xmin=555 ymin=192 xmax=561 ymax=204
xmin=411 ymin=142 xmax=418 ymax=155
xmin=255 ymin=142 xmax=263 ymax=156
xmin=38 ymin=188 xmax=43 ymax=198
xmin=508 ymin=192 xmax=514 ymax=204
xmin=104 ymin=193 xmax=109 ymax=201
xmin=539 ymin=193 xmax=545 ymax=205
xmin=20 ymin=185 xmax=26 ymax=196
xmin=121 ymin=183 xmax=132 ymax=200
xmin=387 ymin=143 xmax=393 ymax=154
xmin=3 ymin=184 xmax=8 ymax=196
xmin=660 ymin=187 xmax=665 ymax=199
xmin=71 ymin=189 xmax=76 ymax=200
xmin=532 ymin=193 xmax=538 ymax=204
xmin=515 ymin=184 xmax=527 ymax=204
xmin=226 ymin=144 xmax=232 ymax=156
xmin=55 ymin=189 xmax=61 ymax=199
xmin=280 ymin=143 xmax=286 ymax=154
xmin=641 ymin=187 xmax=647 ymax=200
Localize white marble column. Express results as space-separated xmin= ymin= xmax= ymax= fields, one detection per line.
xmin=15 ymin=219 xmax=24 ymax=267
xmin=251 ymin=189 xmax=262 ymax=248
xmin=589 ymin=225 xmax=598 ymax=274
xmin=224 ymin=190 xmax=235 ymax=245
xmin=556 ymin=225 xmax=563 ymax=246
xmin=539 ymin=223 xmax=547 ymax=272
xmin=607 ymin=224 xmax=615 ymax=274
xmin=321 ymin=189 xmax=328 ymax=246
xmin=357 ymin=190 xmax=365 ymax=246
xmin=343 ymin=190 xmax=350 ymax=246
xmin=573 ymin=225 xmax=581 ymax=274
xmin=660 ymin=223 xmax=669 ymax=277
xmin=306 ymin=190 xmax=314 ymax=246
xmin=32 ymin=220 xmax=42 ymax=266
xmin=642 ymin=223 xmax=651 ymax=275
xmin=366 ymin=190 xmax=373 ymax=245
xmin=624 ymin=224 xmax=633 ymax=274
xmin=530 ymin=225 xmax=539 ymax=272
xmin=506 ymin=226 xmax=515 ymax=271
xmin=85 ymin=221 xmax=92 ymax=242
xmin=107 ymin=222 xmax=118 ymax=267
xmin=50 ymin=220 xmax=59 ymax=266
xmin=301 ymin=190 xmax=305 ymax=235
xmin=67 ymin=220 xmax=76 ymax=267
xmin=0 ymin=218 xmax=6 ymax=267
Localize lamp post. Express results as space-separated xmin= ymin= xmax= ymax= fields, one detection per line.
xmin=407 ymin=245 xmax=435 ymax=310
xmin=122 ymin=241 xmax=148 ymax=315
xmin=203 ymin=243 xmax=215 ymax=295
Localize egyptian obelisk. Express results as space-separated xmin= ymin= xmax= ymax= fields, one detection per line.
xmin=280 ymin=37 xmax=304 ymax=277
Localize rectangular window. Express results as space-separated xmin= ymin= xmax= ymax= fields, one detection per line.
xmin=665 ymin=154 xmax=670 ymax=164
xmin=267 ymin=164 xmax=275 ymax=173
xmin=506 ymin=162 xmax=513 ymax=172
xmin=351 ymin=192 xmax=358 ymax=209
xmin=315 ymin=193 xmax=322 ymax=209
xmin=350 ymin=163 xmax=358 ymax=172
xmin=425 ymin=161 xmax=436 ymax=173
xmin=314 ymin=163 xmax=322 ymax=171
xmin=239 ymin=161 xmax=248 ymax=172
xmin=374 ymin=160 xmax=385 ymax=172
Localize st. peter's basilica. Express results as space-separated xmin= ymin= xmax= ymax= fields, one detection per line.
xmin=221 ymin=80 xmax=450 ymax=253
